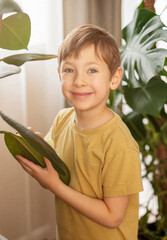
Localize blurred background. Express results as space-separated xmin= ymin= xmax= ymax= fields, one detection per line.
xmin=0 ymin=0 xmax=166 ymax=239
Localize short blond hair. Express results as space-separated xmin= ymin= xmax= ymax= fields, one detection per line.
xmin=58 ymin=24 xmax=120 ymax=76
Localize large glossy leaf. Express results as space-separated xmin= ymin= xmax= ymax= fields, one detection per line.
xmin=1 ymin=53 xmax=58 ymax=66
xmin=0 ymin=131 xmax=45 ymax=167
xmin=0 ymin=62 xmax=21 ymax=78
xmin=0 ymin=111 xmax=71 ymax=185
xmin=0 ymin=13 xmax=30 ymax=50
xmin=123 ymin=112 xmax=146 ymax=141
xmin=0 ymin=0 xmax=22 ymax=15
xmin=120 ymin=9 xmax=167 ymax=87
xmin=123 ymin=78 xmax=167 ymax=116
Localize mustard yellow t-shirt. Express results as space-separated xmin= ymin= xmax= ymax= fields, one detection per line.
xmin=45 ymin=107 xmax=143 ymax=240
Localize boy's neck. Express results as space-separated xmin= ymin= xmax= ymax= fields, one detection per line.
xmin=74 ymin=107 xmax=114 ymax=130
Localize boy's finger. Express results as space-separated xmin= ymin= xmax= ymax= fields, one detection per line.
xmin=35 ymin=131 xmax=44 ymax=139
xmin=27 ymin=126 xmax=34 ymax=132
xmin=16 ymin=155 xmax=40 ymax=172
xmin=27 ymin=127 xmax=44 ymax=139
xmin=16 ymin=126 xmax=35 ymax=135
xmin=43 ymin=157 xmax=52 ymax=168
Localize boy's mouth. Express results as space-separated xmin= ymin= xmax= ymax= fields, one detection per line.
xmin=71 ymin=92 xmax=93 ymax=99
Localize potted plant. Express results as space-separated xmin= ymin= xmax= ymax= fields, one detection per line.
xmin=0 ymin=0 xmax=57 ymax=78
xmin=108 ymin=4 xmax=167 ymax=239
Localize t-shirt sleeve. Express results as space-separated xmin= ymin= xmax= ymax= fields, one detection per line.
xmin=44 ymin=114 xmax=60 ymax=141
xmin=102 ymin=147 xmax=143 ymax=197
xmin=44 ymin=108 xmax=74 ymax=142
xmin=44 ymin=125 xmax=53 ymax=140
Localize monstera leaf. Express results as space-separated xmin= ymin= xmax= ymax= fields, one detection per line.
xmin=123 ymin=112 xmax=146 ymax=141
xmin=120 ymin=9 xmax=167 ymax=87
xmin=0 ymin=111 xmax=71 ymax=185
xmin=123 ymin=77 xmax=167 ymax=116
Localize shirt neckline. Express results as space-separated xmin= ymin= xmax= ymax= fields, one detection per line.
xmin=71 ymin=109 xmax=119 ymax=135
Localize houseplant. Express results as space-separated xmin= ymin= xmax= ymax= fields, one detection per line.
xmin=0 ymin=0 xmax=57 ymax=78
xmin=0 ymin=0 xmax=70 ymax=185
xmin=108 ymin=4 xmax=167 ymax=239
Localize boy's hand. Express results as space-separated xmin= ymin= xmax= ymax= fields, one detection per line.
xmin=27 ymin=126 xmax=44 ymax=139
xmin=16 ymin=127 xmax=61 ymax=191
xmin=16 ymin=155 xmax=60 ymax=190
xmin=16 ymin=126 xmax=44 ymax=139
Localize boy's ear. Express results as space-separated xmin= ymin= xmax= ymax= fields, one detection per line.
xmin=57 ymin=68 xmax=61 ymax=81
xmin=110 ymin=67 xmax=123 ymax=90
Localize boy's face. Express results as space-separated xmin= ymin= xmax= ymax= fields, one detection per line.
xmin=58 ymin=44 xmax=122 ymax=113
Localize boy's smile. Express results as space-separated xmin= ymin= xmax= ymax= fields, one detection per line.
xmin=71 ymin=91 xmax=94 ymax=100
xmin=58 ymin=44 xmax=122 ymax=122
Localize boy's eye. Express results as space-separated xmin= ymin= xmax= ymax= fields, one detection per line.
xmin=65 ymin=69 xmax=74 ymax=73
xmin=88 ymin=69 xmax=97 ymax=73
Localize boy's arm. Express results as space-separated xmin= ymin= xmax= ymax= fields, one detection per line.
xmin=16 ymin=155 xmax=129 ymax=229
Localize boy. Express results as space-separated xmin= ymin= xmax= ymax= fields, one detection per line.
xmin=17 ymin=24 xmax=143 ymax=240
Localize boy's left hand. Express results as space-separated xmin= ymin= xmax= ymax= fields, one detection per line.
xmin=16 ymin=155 xmax=60 ymax=190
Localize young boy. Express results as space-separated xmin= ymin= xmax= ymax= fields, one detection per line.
xmin=17 ymin=24 xmax=143 ymax=240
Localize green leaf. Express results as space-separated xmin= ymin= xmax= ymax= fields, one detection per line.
xmin=161 ymin=122 xmax=167 ymax=145
xmin=122 ymin=112 xmax=146 ymax=141
xmin=0 ymin=62 xmax=21 ymax=78
xmin=164 ymin=57 xmax=167 ymax=66
xmin=112 ymin=90 xmax=122 ymax=112
xmin=0 ymin=131 xmax=45 ymax=167
xmin=137 ymin=1 xmax=144 ymax=10
xmin=139 ymin=212 xmax=149 ymax=229
xmin=107 ymin=89 xmax=122 ymax=113
xmin=108 ymin=90 xmax=115 ymax=106
xmin=0 ymin=13 xmax=31 ymax=50
xmin=0 ymin=111 xmax=71 ymax=185
xmin=1 ymin=53 xmax=58 ymax=66
xmin=0 ymin=0 xmax=22 ymax=15
xmin=120 ymin=9 xmax=167 ymax=87
xmin=123 ymin=78 xmax=167 ymax=116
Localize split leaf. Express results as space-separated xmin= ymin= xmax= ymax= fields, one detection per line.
xmin=120 ymin=9 xmax=167 ymax=87
xmin=123 ymin=78 xmax=167 ymax=116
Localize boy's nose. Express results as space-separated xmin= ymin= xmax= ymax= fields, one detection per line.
xmin=73 ymin=73 xmax=87 ymax=87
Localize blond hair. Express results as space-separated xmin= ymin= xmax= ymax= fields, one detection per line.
xmin=58 ymin=24 xmax=120 ymax=76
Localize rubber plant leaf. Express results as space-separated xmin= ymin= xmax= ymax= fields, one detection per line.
xmin=120 ymin=9 xmax=167 ymax=87
xmin=0 ymin=131 xmax=45 ymax=167
xmin=1 ymin=53 xmax=58 ymax=66
xmin=0 ymin=62 xmax=21 ymax=78
xmin=0 ymin=13 xmax=31 ymax=50
xmin=0 ymin=111 xmax=71 ymax=185
xmin=123 ymin=77 xmax=167 ymax=116
xmin=0 ymin=0 xmax=22 ymax=15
